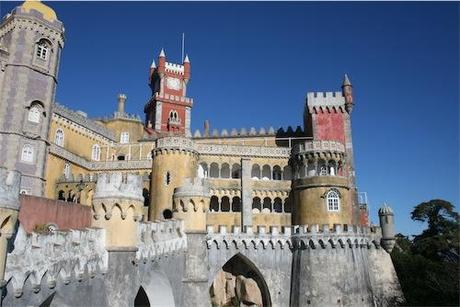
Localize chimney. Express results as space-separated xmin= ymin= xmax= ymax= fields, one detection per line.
xmin=204 ymin=120 xmax=210 ymax=137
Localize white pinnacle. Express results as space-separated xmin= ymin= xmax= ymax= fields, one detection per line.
xmin=159 ymin=48 xmax=165 ymax=57
xmin=150 ymin=58 xmax=156 ymax=68
xmin=184 ymin=54 xmax=190 ymax=63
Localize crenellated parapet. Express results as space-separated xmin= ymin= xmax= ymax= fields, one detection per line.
xmin=4 ymin=226 xmax=108 ymax=298
xmin=92 ymin=173 xmax=144 ymax=251
xmin=306 ymin=92 xmax=347 ymax=114
xmin=153 ymin=136 xmax=197 ymax=156
xmin=136 ymin=219 xmax=187 ymax=262
xmin=206 ymin=224 xmax=382 ymax=250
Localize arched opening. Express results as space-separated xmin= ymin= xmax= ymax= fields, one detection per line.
xmin=210 ymin=196 xmax=219 ymax=212
xmin=232 ymin=196 xmax=241 ymax=212
xmin=318 ymin=160 xmax=327 ymax=176
xmin=307 ymin=161 xmax=316 ymax=176
xmin=221 ymin=163 xmax=230 ymax=178
xmin=328 ymin=160 xmax=337 ymax=176
xmin=262 ymin=197 xmax=272 ymax=213
xmin=261 ymin=165 xmax=271 ymax=180
xmin=134 ymin=286 xmax=150 ymax=307
xmin=210 ymin=163 xmax=219 ymax=178
xmin=284 ymin=198 xmax=291 ymax=213
xmin=198 ymin=162 xmax=208 ymax=178
xmin=252 ymin=197 xmax=261 ymax=213
xmin=231 ymin=163 xmax=241 ymax=179
xmin=221 ymin=196 xmax=230 ymax=212
xmin=251 ymin=164 xmax=261 ymax=179
xmin=272 ymin=165 xmax=282 ymax=180
xmin=210 ymin=253 xmax=271 ymax=307
xmin=57 ymin=190 xmax=66 ymax=201
xmin=273 ymin=198 xmax=282 ymax=213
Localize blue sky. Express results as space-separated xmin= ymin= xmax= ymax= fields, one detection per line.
xmin=2 ymin=1 xmax=458 ymax=236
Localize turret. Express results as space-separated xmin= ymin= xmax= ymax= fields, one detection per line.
xmin=149 ymin=137 xmax=199 ymax=220
xmin=91 ymin=173 xmax=144 ymax=251
xmin=117 ymin=93 xmax=127 ymax=114
xmin=0 ymin=168 xmax=21 ymax=285
xmin=173 ymin=178 xmax=210 ymax=232
xmin=341 ymin=74 xmax=353 ymax=113
xmin=158 ymin=48 xmax=166 ymax=75
xmin=0 ymin=1 xmax=65 ymax=195
xmin=378 ymin=203 xmax=396 ymax=253
xmin=183 ymin=54 xmax=191 ymax=83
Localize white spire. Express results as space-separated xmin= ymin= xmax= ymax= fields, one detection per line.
xmin=184 ymin=54 xmax=190 ymax=63
xmin=150 ymin=58 xmax=156 ymax=68
xmin=159 ymin=48 xmax=165 ymax=57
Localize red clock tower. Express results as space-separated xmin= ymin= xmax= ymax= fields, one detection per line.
xmin=144 ymin=49 xmax=192 ymax=136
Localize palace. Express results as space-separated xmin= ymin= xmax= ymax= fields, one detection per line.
xmin=0 ymin=2 xmax=404 ymax=306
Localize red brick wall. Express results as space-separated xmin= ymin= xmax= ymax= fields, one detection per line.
xmin=314 ymin=112 xmax=345 ymax=143
xmin=19 ymin=195 xmax=92 ymax=233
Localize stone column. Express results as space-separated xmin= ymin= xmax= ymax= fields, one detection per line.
xmin=241 ymin=158 xmax=252 ymax=227
xmin=0 ymin=168 xmax=21 ymax=285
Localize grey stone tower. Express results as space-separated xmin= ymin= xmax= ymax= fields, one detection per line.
xmin=0 ymin=1 xmax=65 ymax=196
xmin=378 ymin=203 xmax=396 ymax=253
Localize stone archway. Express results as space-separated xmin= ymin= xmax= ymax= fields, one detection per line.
xmin=134 ymin=286 xmax=150 ymax=307
xmin=210 ymin=253 xmax=271 ymax=307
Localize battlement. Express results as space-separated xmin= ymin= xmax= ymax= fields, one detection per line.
xmin=0 ymin=168 xmax=21 ymax=211
xmin=292 ymin=140 xmax=346 ymax=155
xmin=306 ymin=92 xmax=347 ymax=113
xmin=165 ymin=62 xmax=185 ymax=75
xmin=174 ymin=178 xmax=210 ymax=198
xmin=206 ymin=224 xmax=382 ymax=250
xmin=193 ymin=125 xmax=305 ymax=139
xmin=155 ymin=136 xmax=196 ymax=154
xmin=5 ymin=226 xmax=107 ymax=298
xmin=136 ymin=219 xmax=187 ymax=262
xmin=154 ymin=92 xmax=193 ymax=105
xmin=93 ymin=173 xmax=143 ymax=202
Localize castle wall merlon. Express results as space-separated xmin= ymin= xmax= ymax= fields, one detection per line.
xmin=4 ymin=226 xmax=108 ymax=298
xmin=165 ymin=62 xmax=185 ymax=75
xmin=136 ymin=219 xmax=187 ymax=261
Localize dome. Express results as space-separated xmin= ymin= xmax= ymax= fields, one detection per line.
xmin=378 ymin=203 xmax=394 ymax=215
xmin=21 ymin=0 xmax=57 ymax=22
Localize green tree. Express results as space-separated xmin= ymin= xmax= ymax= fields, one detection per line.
xmin=391 ymin=199 xmax=459 ymax=306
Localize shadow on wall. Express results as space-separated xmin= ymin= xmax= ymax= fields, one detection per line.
xmin=136 ymin=271 xmax=175 ymax=307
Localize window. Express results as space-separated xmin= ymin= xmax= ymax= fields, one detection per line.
xmin=326 ymin=190 xmax=340 ymax=212
xmin=91 ymin=144 xmax=101 ymax=161
xmin=64 ymin=163 xmax=71 ymax=179
xmin=168 ymin=110 xmax=180 ymax=124
xmin=28 ymin=105 xmax=41 ymax=123
xmin=164 ymin=171 xmax=171 ymax=185
xmin=21 ymin=144 xmax=34 ymax=162
xmin=20 ymin=189 xmax=28 ymax=195
xmin=55 ymin=129 xmax=64 ymax=146
xmin=36 ymin=40 xmax=49 ymax=60
xmin=120 ymin=132 xmax=129 ymax=144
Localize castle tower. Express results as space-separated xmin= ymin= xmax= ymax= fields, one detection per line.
xmin=149 ymin=137 xmax=199 ymax=221
xmin=0 ymin=168 xmax=21 ymax=285
xmin=293 ymin=76 xmax=360 ymax=226
xmin=378 ymin=203 xmax=396 ymax=253
xmin=172 ymin=178 xmax=210 ymax=232
xmin=91 ymin=173 xmax=144 ymax=250
xmin=0 ymin=1 xmax=65 ymax=196
xmin=144 ymin=50 xmax=193 ymax=136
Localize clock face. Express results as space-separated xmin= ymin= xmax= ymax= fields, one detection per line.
xmin=166 ymin=77 xmax=182 ymax=90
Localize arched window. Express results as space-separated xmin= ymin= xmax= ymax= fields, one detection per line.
xmin=120 ymin=132 xmax=129 ymax=144
xmin=252 ymin=197 xmax=261 ymax=213
xmin=328 ymin=160 xmax=337 ymax=176
xmin=91 ymin=144 xmax=101 ymax=161
xmin=282 ymin=165 xmax=292 ymax=180
xmin=210 ymin=196 xmax=219 ymax=212
xmin=273 ymin=198 xmax=283 ymax=213
xmin=36 ymin=39 xmax=50 ymax=60
xmin=221 ymin=196 xmax=230 ymax=212
xmin=272 ymin=165 xmax=282 ymax=180
xmin=197 ymin=162 xmax=208 ymax=178
xmin=231 ymin=197 xmax=241 ymax=212
xmin=262 ymin=197 xmax=272 ymax=213
xmin=220 ymin=163 xmax=230 ymax=178
xmin=326 ymin=190 xmax=340 ymax=212
xmin=55 ymin=129 xmax=64 ymax=146
xmin=261 ymin=165 xmax=271 ymax=180
xmin=319 ymin=160 xmax=328 ymax=176
xmin=28 ymin=105 xmax=41 ymax=123
xmin=21 ymin=144 xmax=34 ymax=162
xmin=209 ymin=163 xmax=219 ymax=178
xmin=168 ymin=110 xmax=180 ymax=124
xmin=63 ymin=163 xmax=71 ymax=179
xmin=251 ymin=164 xmax=261 ymax=179
xmin=231 ymin=164 xmax=241 ymax=179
